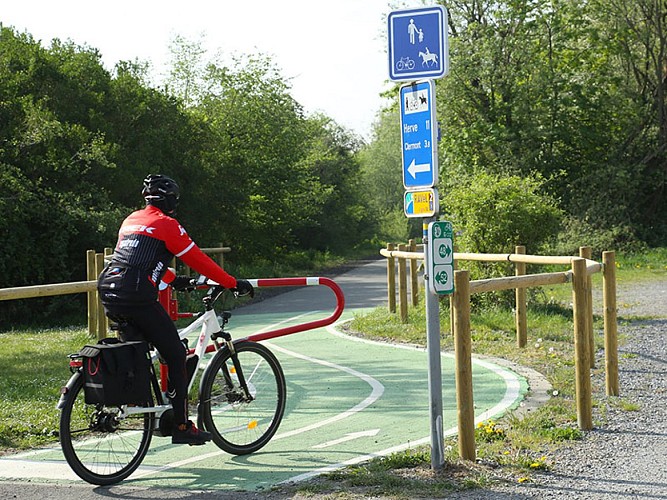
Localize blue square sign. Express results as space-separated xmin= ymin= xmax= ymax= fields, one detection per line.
xmin=388 ymin=6 xmax=449 ymax=82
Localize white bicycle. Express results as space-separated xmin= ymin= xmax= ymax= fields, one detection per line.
xmin=57 ymin=277 xmax=286 ymax=485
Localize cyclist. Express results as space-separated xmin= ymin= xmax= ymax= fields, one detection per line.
xmin=98 ymin=174 xmax=254 ymax=446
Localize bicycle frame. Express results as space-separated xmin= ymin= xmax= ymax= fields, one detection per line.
xmin=122 ymin=307 xmax=221 ymax=418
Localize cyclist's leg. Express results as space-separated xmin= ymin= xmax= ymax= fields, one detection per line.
xmin=115 ymin=302 xmax=189 ymax=425
xmin=103 ymin=302 xmax=209 ymax=444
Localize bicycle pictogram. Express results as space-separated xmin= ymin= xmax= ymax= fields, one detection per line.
xmin=395 ymin=56 xmax=415 ymax=71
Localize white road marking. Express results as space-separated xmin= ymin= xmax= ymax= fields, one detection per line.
xmin=0 ymin=313 xmax=523 ymax=487
xmin=127 ymin=311 xmax=385 ymax=479
xmin=313 ymin=429 xmax=380 ymax=449
xmin=279 ymin=321 xmax=523 ymax=484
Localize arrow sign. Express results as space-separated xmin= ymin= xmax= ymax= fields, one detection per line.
xmin=438 ymin=243 xmax=452 ymax=260
xmin=312 ymin=429 xmax=381 ymax=449
xmin=428 ymin=221 xmax=455 ymax=295
xmin=435 ymin=270 xmax=449 ymax=285
xmin=400 ymin=80 xmax=438 ymax=189
xmin=407 ymin=158 xmax=430 ymax=178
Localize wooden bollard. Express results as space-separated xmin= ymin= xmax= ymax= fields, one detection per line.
xmin=603 ymin=251 xmax=619 ymax=396
xmin=95 ymin=253 xmax=107 ymax=340
xmin=409 ymin=239 xmax=419 ymax=307
xmin=514 ymin=245 xmax=527 ymax=348
xmin=453 ymin=269 xmax=475 ymax=461
xmin=86 ymin=250 xmax=97 ymax=337
xmin=398 ymin=244 xmax=408 ymax=323
xmin=218 ymin=243 xmax=225 ymax=268
xmin=386 ymin=243 xmax=396 ymax=313
xmin=579 ymin=246 xmax=595 ymax=368
xmin=572 ymin=258 xmax=593 ymax=430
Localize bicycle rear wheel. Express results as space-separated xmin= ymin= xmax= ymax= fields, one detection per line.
xmin=59 ymin=372 xmax=154 ymax=485
xmin=199 ymin=340 xmax=286 ymax=455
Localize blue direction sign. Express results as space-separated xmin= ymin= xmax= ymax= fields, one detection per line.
xmin=400 ymin=80 xmax=437 ymax=189
xmin=388 ymin=5 xmax=449 ymax=82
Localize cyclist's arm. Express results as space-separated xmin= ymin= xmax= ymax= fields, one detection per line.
xmin=161 ymin=218 xmax=237 ymax=289
xmin=177 ymin=245 xmax=237 ymax=289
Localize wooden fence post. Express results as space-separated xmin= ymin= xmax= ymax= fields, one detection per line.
xmin=386 ymin=243 xmax=396 ymax=313
xmin=572 ymin=258 xmax=593 ymax=430
xmin=579 ymin=246 xmax=595 ymax=368
xmin=218 ymin=243 xmax=225 ymax=268
xmin=603 ymin=251 xmax=619 ymax=396
xmin=409 ymin=239 xmax=419 ymax=307
xmin=452 ymin=269 xmax=475 ymax=461
xmin=515 ymin=245 xmax=527 ymax=348
xmin=95 ymin=253 xmax=107 ymax=340
xmin=86 ymin=250 xmax=97 ymax=337
xmin=398 ymin=243 xmax=408 ymax=323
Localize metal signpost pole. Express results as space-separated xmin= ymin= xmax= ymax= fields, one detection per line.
xmin=423 ymin=218 xmax=444 ymax=469
xmin=389 ymin=4 xmax=450 ymax=471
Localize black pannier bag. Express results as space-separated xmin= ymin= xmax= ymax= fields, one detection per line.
xmin=79 ymin=338 xmax=152 ymax=406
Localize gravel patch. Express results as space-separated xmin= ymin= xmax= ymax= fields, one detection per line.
xmin=447 ymin=278 xmax=667 ymax=499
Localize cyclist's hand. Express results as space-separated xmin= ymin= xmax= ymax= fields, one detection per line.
xmin=171 ymin=275 xmax=196 ymax=292
xmin=233 ymin=279 xmax=254 ymax=298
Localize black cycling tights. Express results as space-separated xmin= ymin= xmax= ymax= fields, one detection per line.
xmin=103 ymin=301 xmax=188 ymax=426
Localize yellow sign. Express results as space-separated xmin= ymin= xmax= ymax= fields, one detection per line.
xmin=404 ymin=188 xmax=438 ymax=218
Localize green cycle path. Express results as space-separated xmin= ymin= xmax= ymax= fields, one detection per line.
xmin=0 ymin=260 xmax=528 ymax=493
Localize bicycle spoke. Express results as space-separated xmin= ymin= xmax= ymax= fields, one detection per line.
xmin=200 ymin=341 xmax=286 ymax=455
xmin=59 ymin=373 xmax=153 ymax=485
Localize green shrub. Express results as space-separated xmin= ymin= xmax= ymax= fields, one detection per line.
xmin=442 ymin=173 xmax=563 ymax=306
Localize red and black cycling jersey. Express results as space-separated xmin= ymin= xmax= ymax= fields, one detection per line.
xmin=98 ymin=205 xmax=236 ymax=304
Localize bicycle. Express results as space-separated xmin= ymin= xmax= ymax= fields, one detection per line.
xmin=57 ymin=276 xmax=286 ymax=485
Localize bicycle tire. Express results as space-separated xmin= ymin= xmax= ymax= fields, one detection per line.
xmin=199 ymin=340 xmax=286 ymax=455
xmin=59 ymin=372 xmax=154 ymax=485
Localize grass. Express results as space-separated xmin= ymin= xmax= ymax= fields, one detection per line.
xmin=0 ymin=327 xmax=90 ymax=451
xmin=0 ymin=248 xmax=663 ymax=495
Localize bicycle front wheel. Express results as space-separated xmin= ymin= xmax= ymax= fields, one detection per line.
xmin=59 ymin=372 xmax=154 ymax=485
xmin=200 ymin=340 xmax=286 ymax=455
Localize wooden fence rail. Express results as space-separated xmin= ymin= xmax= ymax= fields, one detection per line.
xmin=0 ymin=246 xmax=231 ymax=341
xmin=380 ymin=244 xmax=619 ymax=461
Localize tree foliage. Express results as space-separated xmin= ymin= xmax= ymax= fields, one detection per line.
xmin=0 ymin=27 xmax=369 ymax=325
xmin=361 ymin=0 xmax=666 ymax=249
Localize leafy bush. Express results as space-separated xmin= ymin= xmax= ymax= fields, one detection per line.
xmin=547 ymin=215 xmax=646 ymax=257
xmin=443 ymin=173 xmax=563 ymax=255
xmin=442 ymin=173 xmax=563 ymax=306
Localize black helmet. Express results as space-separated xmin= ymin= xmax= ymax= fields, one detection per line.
xmin=142 ymin=174 xmax=180 ymax=215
